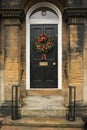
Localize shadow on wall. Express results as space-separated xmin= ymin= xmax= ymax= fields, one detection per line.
xmin=77 ymin=25 xmax=85 ymax=55
xmin=1 ymin=0 xmax=21 ymax=8
xmin=69 ymin=0 xmax=83 ymax=7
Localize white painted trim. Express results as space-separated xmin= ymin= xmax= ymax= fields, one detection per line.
xmin=29 ymin=19 xmax=60 ymax=24
xmin=26 ymin=2 xmax=62 ymax=90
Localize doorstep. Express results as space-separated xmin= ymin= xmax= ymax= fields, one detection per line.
xmin=1 ymin=116 xmax=84 ymax=128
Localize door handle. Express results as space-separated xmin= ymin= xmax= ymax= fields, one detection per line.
xmin=53 ymin=62 xmax=56 ymax=66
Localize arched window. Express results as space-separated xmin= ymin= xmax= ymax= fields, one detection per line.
xmin=30 ymin=7 xmax=58 ymax=19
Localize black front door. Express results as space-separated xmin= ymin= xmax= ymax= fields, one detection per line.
xmin=30 ymin=24 xmax=58 ymax=88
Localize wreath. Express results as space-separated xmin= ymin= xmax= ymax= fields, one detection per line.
xmin=33 ymin=33 xmax=55 ymax=60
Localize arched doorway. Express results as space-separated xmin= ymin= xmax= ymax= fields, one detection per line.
xmin=26 ymin=2 xmax=62 ymax=89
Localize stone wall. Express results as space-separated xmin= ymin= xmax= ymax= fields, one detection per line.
xmin=0 ymin=18 xmax=22 ymax=101
xmin=83 ymin=23 xmax=87 ymax=103
xmin=4 ymin=25 xmax=20 ymax=100
xmin=20 ymin=21 xmax=26 ymax=99
xmin=0 ymin=21 xmax=4 ymax=103
xmin=62 ymin=21 xmax=70 ymax=88
xmin=68 ymin=25 xmax=84 ymax=101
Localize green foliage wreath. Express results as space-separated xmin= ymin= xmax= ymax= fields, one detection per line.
xmin=33 ymin=33 xmax=54 ymax=60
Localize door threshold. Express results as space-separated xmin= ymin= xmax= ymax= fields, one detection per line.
xmin=26 ymin=89 xmax=63 ymax=96
xmin=29 ymin=88 xmax=60 ymax=90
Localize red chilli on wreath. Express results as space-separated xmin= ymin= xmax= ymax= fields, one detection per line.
xmin=33 ymin=33 xmax=55 ymax=60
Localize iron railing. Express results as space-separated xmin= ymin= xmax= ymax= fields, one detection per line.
xmin=11 ymin=69 xmax=24 ymax=120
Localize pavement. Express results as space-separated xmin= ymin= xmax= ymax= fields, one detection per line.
xmin=0 ymin=115 xmax=85 ymax=130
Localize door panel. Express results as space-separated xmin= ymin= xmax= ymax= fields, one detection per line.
xmin=30 ymin=24 xmax=58 ymax=88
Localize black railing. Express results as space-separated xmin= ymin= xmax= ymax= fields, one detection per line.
xmin=64 ymin=66 xmax=68 ymax=87
xmin=67 ymin=86 xmax=76 ymax=121
xmin=82 ymin=105 xmax=87 ymax=129
xmin=12 ymin=85 xmax=20 ymax=120
xmin=11 ymin=69 xmax=24 ymax=120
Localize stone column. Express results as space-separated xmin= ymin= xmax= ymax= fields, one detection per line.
xmin=0 ymin=9 xmax=25 ymax=102
xmin=63 ymin=8 xmax=87 ymax=102
xmin=0 ymin=21 xmax=5 ymax=104
xmin=83 ymin=23 xmax=87 ymax=103
xmin=3 ymin=19 xmax=21 ymax=100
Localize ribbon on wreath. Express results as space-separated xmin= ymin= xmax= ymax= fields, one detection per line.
xmin=41 ymin=53 xmax=46 ymax=60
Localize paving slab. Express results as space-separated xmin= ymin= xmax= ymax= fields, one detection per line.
xmin=1 ymin=125 xmax=83 ymax=130
xmin=1 ymin=116 xmax=84 ymax=128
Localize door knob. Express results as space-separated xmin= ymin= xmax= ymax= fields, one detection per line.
xmin=53 ymin=62 xmax=56 ymax=66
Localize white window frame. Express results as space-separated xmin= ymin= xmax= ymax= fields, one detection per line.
xmin=26 ymin=2 xmax=62 ymax=89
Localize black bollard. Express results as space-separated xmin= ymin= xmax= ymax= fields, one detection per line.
xmin=67 ymin=86 xmax=76 ymax=121
xmin=84 ymin=121 xmax=87 ymax=129
xmin=11 ymin=69 xmax=24 ymax=120
xmin=11 ymin=85 xmax=21 ymax=120
xmin=82 ymin=116 xmax=87 ymax=129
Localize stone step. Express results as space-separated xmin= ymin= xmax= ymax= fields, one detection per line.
xmin=1 ymin=126 xmax=83 ymax=130
xmin=0 ymin=101 xmax=12 ymax=116
xmin=74 ymin=101 xmax=87 ymax=117
xmin=0 ymin=116 xmax=84 ymax=130
xmin=23 ymin=96 xmax=64 ymax=108
xmin=21 ymin=95 xmax=66 ymax=117
xmin=21 ymin=107 xmax=66 ymax=117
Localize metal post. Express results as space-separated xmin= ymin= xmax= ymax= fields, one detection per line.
xmin=11 ymin=85 xmax=20 ymax=120
xmin=67 ymin=86 xmax=76 ymax=121
xmin=12 ymin=86 xmax=14 ymax=119
xmin=15 ymin=87 xmax=17 ymax=117
xmin=11 ymin=69 xmax=24 ymax=120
